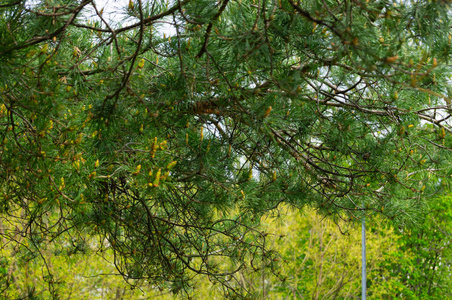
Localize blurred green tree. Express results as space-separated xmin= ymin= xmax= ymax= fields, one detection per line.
xmin=375 ymin=193 xmax=452 ymax=299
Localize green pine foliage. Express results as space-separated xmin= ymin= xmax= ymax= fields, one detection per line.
xmin=1 ymin=0 xmax=452 ymax=297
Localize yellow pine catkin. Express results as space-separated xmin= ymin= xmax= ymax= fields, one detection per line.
xmin=247 ymin=169 xmax=253 ymax=181
xmin=153 ymin=168 xmax=161 ymax=187
xmin=439 ymin=127 xmax=446 ymax=139
xmin=151 ymin=137 xmax=158 ymax=158
xmin=263 ymin=106 xmax=272 ymax=118
xmin=138 ymin=58 xmax=145 ymax=69
xmin=75 ymin=133 xmax=83 ymax=144
xmin=166 ymin=161 xmax=177 ymax=170
xmin=132 ymin=165 xmax=141 ymax=176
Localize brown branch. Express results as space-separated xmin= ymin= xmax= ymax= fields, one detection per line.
xmin=196 ymin=0 xmax=231 ymax=58
xmin=0 ymin=0 xmax=92 ymax=56
xmin=286 ymin=0 xmax=343 ymax=38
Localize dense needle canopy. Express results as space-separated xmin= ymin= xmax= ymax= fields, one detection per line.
xmin=1 ymin=0 xmax=452 ymax=297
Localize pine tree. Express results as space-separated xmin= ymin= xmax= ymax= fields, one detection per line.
xmin=1 ymin=0 xmax=451 ymax=297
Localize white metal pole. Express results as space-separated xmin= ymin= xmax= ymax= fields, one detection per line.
xmin=362 ymin=211 xmax=366 ymax=300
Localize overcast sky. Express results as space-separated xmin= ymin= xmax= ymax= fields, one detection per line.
xmin=85 ymin=0 xmax=176 ymax=35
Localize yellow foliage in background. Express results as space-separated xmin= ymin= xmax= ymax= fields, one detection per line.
xmin=0 ymin=205 xmax=409 ymax=299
